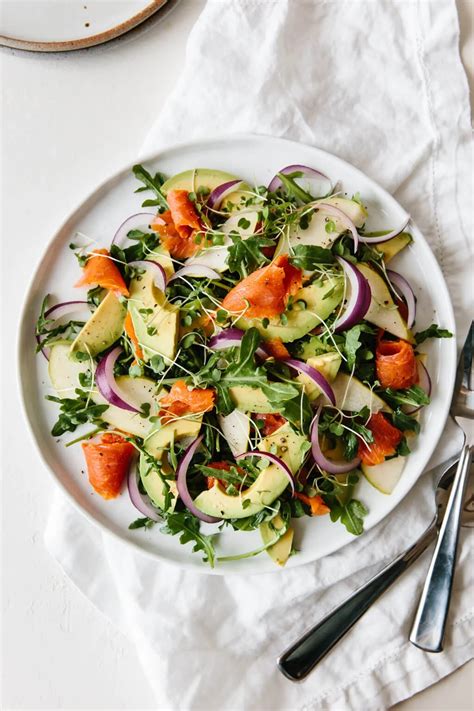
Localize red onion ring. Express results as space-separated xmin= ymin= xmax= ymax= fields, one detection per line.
xmin=404 ymin=361 xmax=432 ymax=415
xmin=316 ymin=203 xmax=360 ymax=251
xmin=285 ymin=358 xmax=336 ymax=406
xmin=310 ymin=406 xmax=361 ymax=473
xmin=112 ymin=212 xmax=156 ymax=248
xmin=235 ymin=450 xmax=295 ymax=496
xmin=359 ymin=216 xmax=410 ymax=244
xmin=387 ymin=269 xmax=416 ymax=328
xmin=333 ymin=257 xmax=371 ymax=332
xmin=268 ymin=164 xmax=332 ymax=196
xmin=169 ymin=264 xmax=221 ymax=282
xmin=207 ymin=180 xmax=243 ymax=210
xmin=96 ymin=347 xmax=140 ymax=412
xmin=208 ymin=328 xmax=268 ymax=359
xmin=177 ymin=435 xmax=221 ymax=523
xmin=128 ymin=259 xmax=167 ymax=292
xmin=127 ymin=459 xmax=161 ymax=522
xmin=37 ymin=300 xmax=90 ymax=361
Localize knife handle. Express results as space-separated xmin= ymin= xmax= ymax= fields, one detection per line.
xmin=277 ymin=523 xmax=436 ymax=681
xmin=409 ymin=444 xmax=473 ymax=652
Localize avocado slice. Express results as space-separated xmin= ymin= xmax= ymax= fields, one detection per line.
xmin=275 ymin=197 xmax=367 ymax=255
xmin=323 ymin=372 xmax=391 ymax=413
xmin=128 ymin=267 xmax=179 ymax=364
xmin=70 ymin=292 xmax=126 ymax=360
xmin=48 ymin=342 xmax=91 ymax=395
xmin=194 ymin=423 xmax=307 ymax=519
xmin=362 ymin=456 xmax=406 ymax=494
xmin=147 ymin=245 xmax=175 ymax=279
xmin=235 ymin=277 xmax=344 ymax=343
xmin=297 ymin=352 xmax=341 ymax=401
xmin=140 ymin=417 xmax=203 ymax=511
xmin=161 ymin=169 xmax=249 ymax=207
xmin=260 ymin=514 xmax=294 ymax=567
xmin=374 ymin=232 xmax=412 ymax=262
xmin=357 ymin=263 xmax=414 ymax=342
xmin=228 ymin=386 xmax=276 ymax=413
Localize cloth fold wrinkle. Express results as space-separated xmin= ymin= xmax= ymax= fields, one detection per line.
xmin=45 ymin=0 xmax=473 ymax=709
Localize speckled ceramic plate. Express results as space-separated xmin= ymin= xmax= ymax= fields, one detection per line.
xmin=18 ymin=135 xmax=457 ymax=574
xmin=0 ymin=0 xmax=168 ymax=52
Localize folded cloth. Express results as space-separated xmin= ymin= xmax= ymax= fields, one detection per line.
xmin=46 ymin=1 xmax=473 ymax=709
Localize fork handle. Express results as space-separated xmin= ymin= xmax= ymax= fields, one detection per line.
xmin=409 ymin=444 xmax=473 ymax=652
xmin=277 ymin=522 xmax=436 ymax=681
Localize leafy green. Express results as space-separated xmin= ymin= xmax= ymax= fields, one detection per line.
xmin=129 ymin=517 xmax=157 ymax=530
xmin=160 ymin=511 xmax=216 ymax=567
xmin=226 ymin=233 xmax=274 ymax=278
xmin=132 ymin=164 xmax=168 ymax=211
xmin=391 ymin=407 xmax=420 ymax=433
xmin=342 ymin=323 xmax=376 ymax=369
xmin=276 ymin=172 xmax=312 ymax=203
xmin=415 ymin=324 xmax=453 ymax=345
xmin=382 ymin=385 xmax=430 ymax=408
xmin=330 ymin=499 xmax=367 ymax=535
xmin=289 ymin=245 xmax=334 ymax=270
xmin=45 ymin=390 xmax=109 ymax=437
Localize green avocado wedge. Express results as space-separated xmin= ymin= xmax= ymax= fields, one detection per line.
xmin=161 ymin=169 xmax=250 ymax=208
xmin=194 ymin=423 xmax=307 ymax=519
xmin=235 ymin=277 xmax=344 ymax=343
xmin=297 ymin=352 xmax=342 ymax=401
xmin=374 ymin=232 xmax=412 ymax=262
xmin=70 ymin=292 xmax=126 ymax=360
xmin=260 ymin=514 xmax=294 ymax=567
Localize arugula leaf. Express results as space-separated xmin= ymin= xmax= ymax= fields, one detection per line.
xmin=36 ymin=295 xmax=52 ymax=335
xmin=46 ymin=389 xmax=109 ymax=436
xmin=289 ymin=245 xmax=334 ymax=270
xmin=160 ymin=511 xmax=216 ymax=567
xmin=415 ymin=324 xmax=453 ymax=345
xmin=226 ymin=233 xmax=274 ymax=278
xmin=330 ymin=499 xmax=367 ymax=535
xmin=382 ymin=385 xmax=430 ymax=408
xmin=392 ymin=407 xmax=420 ymax=433
xmin=343 ymin=323 xmax=375 ymax=369
xmin=129 ymin=517 xmax=157 ymax=530
xmin=132 ymin=164 xmax=168 ymax=211
xmin=397 ymin=437 xmax=411 ymax=456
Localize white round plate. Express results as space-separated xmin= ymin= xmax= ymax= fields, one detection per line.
xmin=0 ymin=0 xmax=167 ymax=52
xmin=18 ymin=135 xmax=457 ymax=574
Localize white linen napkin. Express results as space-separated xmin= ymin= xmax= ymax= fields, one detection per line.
xmin=46 ymin=1 xmax=473 ymax=709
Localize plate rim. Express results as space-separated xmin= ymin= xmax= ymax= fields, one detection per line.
xmin=17 ymin=133 xmax=458 ymax=575
xmin=0 ymin=0 xmax=167 ymax=52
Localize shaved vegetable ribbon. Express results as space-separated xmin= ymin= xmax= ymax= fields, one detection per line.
xmin=333 ymin=257 xmax=371 ymax=332
xmin=96 ymin=347 xmax=140 ymax=412
xmin=127 ymin=459 xmax=161 ymax=522
xmin=37 ymin=300 xmax=90 ymax=360
xmin=176 ymin=435 xmax=221 ymax=523
xmin=128 ymin=259 xmax=167 ymax=292
xmin=207 ymin=180 xmax=244 ymax=210
xmin=268 ymin=164 xmax=332 ymax=196
xmin=387 ymin=269 xmax=416 ymax=328
xmin=208 ymin=328 xmax=268 ymax=360
xmin=112 ymin=213 xmax=156 ymax=247
xmin=310 ymin=406 xmax=361 ymax=474
xmin=284 ymin=358 xmax=336 ymax=406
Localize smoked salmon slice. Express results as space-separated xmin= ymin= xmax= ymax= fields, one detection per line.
xmin=376 ymin=339 xmax=418 ymax=390
xmin=159 ymin=380 xmax=215 ymax=422
xmin=82 ymin=433 xmax=135 ymax=500
xmin=222 ymin=255 xmax=302 ymax=319
xmin=358 ymin=412 xmax=403 ymax=466
xmin=75 ymin=248 xmax=129 ymax=297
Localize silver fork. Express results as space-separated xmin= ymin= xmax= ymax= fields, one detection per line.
xmin=277 ymin=325 xmax=473 ymax=682
xmin=409 ymin=323 xmax=473 ymax=652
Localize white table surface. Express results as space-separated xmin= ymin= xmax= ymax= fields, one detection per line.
xmin=1 ymin=0 xmax=473 ymax=708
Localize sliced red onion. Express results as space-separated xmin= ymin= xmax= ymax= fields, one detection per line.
xmin=112 ymin=212 xmax=157 ymax=247
xmin=387 ymin=269 xmax=416 ymax=328
xmin=333 ymin=257 xmax=371 ymax=332
xmin=128 ymin=259 xmax=167 ymax=292
xmin=127 ymin=459 xmax=161 ymax=522
xmin=235 ymin=450 xmax=295 ymax=496
xmin=404 ymin=361 xmax=432 ymax=415
xmin=177 ymin=435 xmax=221 ymax=523
xmin=96 ymin=347 xmax=140 ymax=412
xmin=207 ymin=180 xmax=243 ymax=210
xmin=208 ymin=328 xmax=267 ymax=359
xmin=310 ymin=406 xmax=361 ymax=473
xmin=285 ymin=358 xmax=336 ymax=406
xmin=268 ymin=165 xmax=332 ymax=196
xmin=37 ymin=300 xmax=90 ymax=361
xmin=359 ymin=216 xmax=410 ymax=244
xmin=169 ymin=264 xmax=221 ymax=282
xmin=316 ymin=203 xmax=360 ymax=251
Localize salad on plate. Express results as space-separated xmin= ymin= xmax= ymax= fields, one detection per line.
xmin=36 ymin=163 xmax=452 ymax=567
